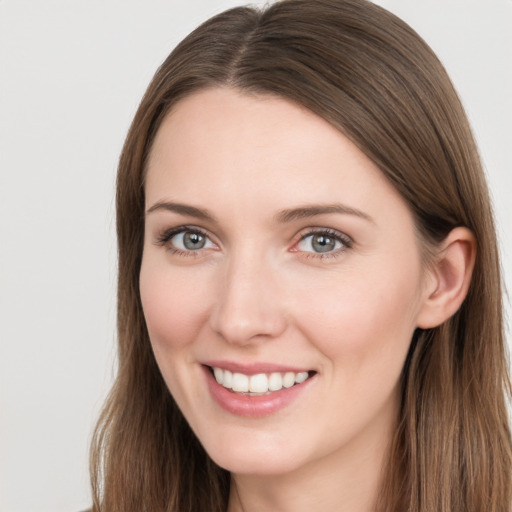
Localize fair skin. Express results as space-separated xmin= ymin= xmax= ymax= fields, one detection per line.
xmin=140 ymin=87 xmax=475 ymax=512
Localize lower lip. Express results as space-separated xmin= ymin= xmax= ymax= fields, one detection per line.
xmin=203 ymin=366 xmax=315 ymax=418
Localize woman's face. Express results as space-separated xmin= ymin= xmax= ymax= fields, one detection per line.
xmin=140 ymin=88 xmax=431 ymax=477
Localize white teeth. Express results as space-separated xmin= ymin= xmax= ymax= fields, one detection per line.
xmin=249 ymin=373 xmax=268 ymax=393
xmin=213 ymin=367 xmax=224 ymax=385
xmin=212 ymin=367 xmax=312 ymax=394
xmin=223 ymin=370 xmax=233 ymax=389
xmin=282 ymin=372 xmax=295 ymax=388
xmin=268 ymin=372 xmax=282 ymax=391
xmin=232 ymin=372 xmax=249 ymax=392
xmin=295 ymin=371 xmax=308 ymax=384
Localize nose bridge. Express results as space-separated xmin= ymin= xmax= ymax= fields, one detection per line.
xmin=209 ymin=245 xmax=286 ymax=345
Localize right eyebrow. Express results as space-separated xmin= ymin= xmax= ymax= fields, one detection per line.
xmin=145 ymin=201 xmax=217 ymax=222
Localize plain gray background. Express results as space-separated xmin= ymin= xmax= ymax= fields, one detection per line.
xmin=1 ymin=1 xmax=511 ymax=511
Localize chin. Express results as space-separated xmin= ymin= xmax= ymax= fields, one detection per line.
xmin=201 ymin=430 xmax=308 ymax=476
xmin=212 ymin=452 xmax=302 ymax=476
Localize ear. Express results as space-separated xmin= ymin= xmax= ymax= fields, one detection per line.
xmin=417 ymin=227 xmax=476 ymax=329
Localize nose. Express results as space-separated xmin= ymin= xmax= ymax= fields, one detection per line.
xmin=209 ymin=251 xmax=288 ymax=346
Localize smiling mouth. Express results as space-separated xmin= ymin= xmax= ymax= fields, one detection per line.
xmin=207 ymin=366 xmax=317 ymax=396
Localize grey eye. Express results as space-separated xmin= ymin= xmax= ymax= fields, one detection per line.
xmin=171 ymin=230 xmax=214 ymax=251
xmin=298 ymin=233 xmax=344 ymax=253
xmin=311 ymin=234 xmax=338 ymax=253
xmin=183 ymin=231 xmax=206 ymax=250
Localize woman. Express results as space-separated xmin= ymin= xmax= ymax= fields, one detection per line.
xmin=89 ymin=0 xmax=512 ymax=510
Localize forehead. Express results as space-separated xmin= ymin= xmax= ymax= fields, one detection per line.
xmin=145 ymin=87 xmax=411 ymax=227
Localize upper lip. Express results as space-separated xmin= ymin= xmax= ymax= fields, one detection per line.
xmin=202 ymin=360 xmax=312 ymax=375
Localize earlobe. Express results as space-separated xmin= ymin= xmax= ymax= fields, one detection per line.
xmin=417 ymin=227 xmax=476 ymax=329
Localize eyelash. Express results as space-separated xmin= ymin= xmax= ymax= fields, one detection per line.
xmin=294 ymin=228 xmax=353 ymax=260
xmin=155 ymin=225 xmax=215 ymax=258
xmin=154 ymin=226 xmax=353 ymax=260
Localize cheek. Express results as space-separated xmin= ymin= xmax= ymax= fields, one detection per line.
xmin=290 ymin=258 xmax=423 ymax=366
xmin=139 ymin=259 xmax=212 ymax=351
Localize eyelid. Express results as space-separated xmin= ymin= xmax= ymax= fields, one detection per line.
xmin=291 ymin=227 xmax=353 ymax=258
xmin=154 ymin=225 xmax=218 ymax=255
xmin=153 ymin=224 xmax=352 ymax=260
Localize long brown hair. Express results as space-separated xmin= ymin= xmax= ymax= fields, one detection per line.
xmin=90 ymin=1 xmax=512 ymax=510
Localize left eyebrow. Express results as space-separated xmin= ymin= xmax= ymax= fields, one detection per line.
xmin=274 ymin=203 xmax=374 ymax=224
xmin=145 ymin=201 xmax=217 ymax=222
